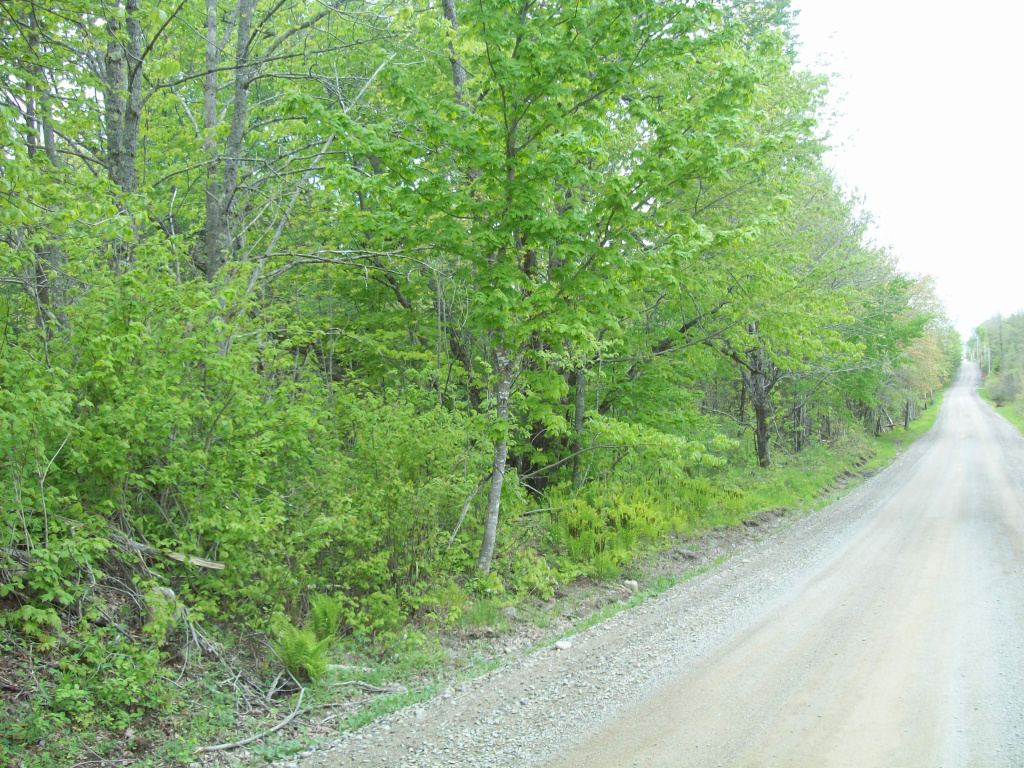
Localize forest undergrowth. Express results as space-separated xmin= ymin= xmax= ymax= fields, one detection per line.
xmin=2 ymin=414 xmax=944 ymax=768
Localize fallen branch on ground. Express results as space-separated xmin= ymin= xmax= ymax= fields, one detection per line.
xmin=196 ymin=689 xmax=305 ymax=753
xmin=335 ymin=680 xmax=408 ymax=695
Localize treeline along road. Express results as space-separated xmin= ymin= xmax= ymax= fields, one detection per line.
xmin=307 ymin=363 xmax=1024 ymax=767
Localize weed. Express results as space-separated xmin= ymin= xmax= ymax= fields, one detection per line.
xmin=309 ymin=593 xmax=344 ymax=642
xmin=274 ymin=624 xmax=331 ymax=682
xmin=456 ymin=599 xmax=507 ymax=630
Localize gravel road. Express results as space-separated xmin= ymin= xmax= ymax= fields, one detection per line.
xmin=306 ymin=362 xmax=1024 ymax=767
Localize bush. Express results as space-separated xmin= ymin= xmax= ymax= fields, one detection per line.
xmin=348 ymin=591 xmax=404 ymax=641
xmin=989 ymin=371 xmax=1020 ymax=406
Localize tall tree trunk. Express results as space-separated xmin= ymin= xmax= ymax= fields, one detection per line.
xmin=104 ymin=15 xmax=127 ymax=186
xmin=203 ymin=0 xmax=223 ymax=278
xmin=440 ymin=0 xmax=508 ymax=573
xmin=743 ymin=346 xmax=772 ymax=469
xmin=121 ymin=0 xmax=143 ymax=193
xmin=440 ymin=0 xmax=467 ymax=99
xmin=477 ymin=347 xmax=512 ymax=574
xmin=103 ymin=0 xmax=142 ymax=192
xmin=219 ymin=0 xmax=256 ymax=267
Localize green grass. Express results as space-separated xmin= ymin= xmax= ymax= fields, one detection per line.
xmin=455 ymin=598 xmax=509 ymax=631
xmin=695 ymin=385 xmax=951 ymax=532
xmin=729 ymin=440 xmax=865 ymax=516
xmin=978 ymin=386 xmax=1024 ymax=435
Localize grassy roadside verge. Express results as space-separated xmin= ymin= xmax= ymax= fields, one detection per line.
xmin=863 ymin=386 xmax=947 ymax=473
xmin=978 ymin=386 xmax=1024 ymax=435
xmin=724 ymin=385 xmax=947 ymax=521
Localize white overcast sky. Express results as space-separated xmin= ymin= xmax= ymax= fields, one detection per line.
xmin=789 ymin=0 xmax=1024 ymax=337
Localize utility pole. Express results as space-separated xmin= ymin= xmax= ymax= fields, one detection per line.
xmin=999 ymin=314 xmax=1004 ymax=372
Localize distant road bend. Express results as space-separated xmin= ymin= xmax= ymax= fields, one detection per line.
xmin=310 ymin=363 xmax=1024 ymax=767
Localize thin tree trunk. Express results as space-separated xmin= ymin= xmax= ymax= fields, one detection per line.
xmin=752 ymin=399 xmax=771 ymax=468
xmin=203 ymin=0 xmax=223 ymax=278
xmin=104 ymin=13 xmax=127 ymax=186
xmin=220 ymin=0 xmax=256 ymax=263
xmin=440 ymin=0 xmax=467 ymax=99
xmin=477 ymin=347 xmax=512 ymax=574
xmin=102 ymin=0 xmax=142 ymax=192
xmin=120 ymin=0 xmax=143 ymax=193
xmin=572 ymin=369 xmax=586 ymax=489
xmin=743 ymin=346 xmax=772 ymax=469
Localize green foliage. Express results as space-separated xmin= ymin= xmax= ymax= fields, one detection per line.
xmin=142 ymin=587 xmax=181 ymax=646
xmin=347 ymin=592 xmax=404 ymax=642
xmin=416 ymin=582 xmax=470 ymax=628
xmin=0 ymin=622 xmax=170 ymax=747
xmin=309 ymin=594 xmax=345 ymax=642
xmin=273 ymin=624 xmax=332 ymax=683
xmin=456 ymin=599 xmax=507 ymax=630
xmin=976 ymin=312 xmax=1024 ymax=431
xmin=1 ymin=604 xmax=62 ymax=648
xmin=988 ymin=371 xmax=1020 ymax=406
xmin=511 ymin=550 xmax=557 ymax=600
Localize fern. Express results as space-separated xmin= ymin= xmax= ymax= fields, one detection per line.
xmin=308 ymin=594 xmax=344 ymax=642
xmin=273 ymin=624 xmax=331 ymax=682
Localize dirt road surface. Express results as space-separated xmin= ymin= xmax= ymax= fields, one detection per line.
xmin=307 ymin=363 xmax=1024 ymax=767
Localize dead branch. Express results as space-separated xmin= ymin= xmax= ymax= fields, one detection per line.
xmin=113 ymin=533 xmax=225 ymax=570
xmin=446 ymin=475 xmax=490 ymax=550
xmin=196 ymin=688 xmax=305 ymax=754
xmin=334 ymin=680 xmax=408 ymax=695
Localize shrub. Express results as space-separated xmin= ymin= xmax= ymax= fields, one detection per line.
xmin=989 ymin=371 xmax=1020 ymax=406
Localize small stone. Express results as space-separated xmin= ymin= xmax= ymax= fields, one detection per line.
xmin=554 ymin=639 xmax=572 ymax=650
xmin=415 ymin=709 xmax=426 ymax=720
xmin=623 ymin=580 xmax=639 ymax=593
